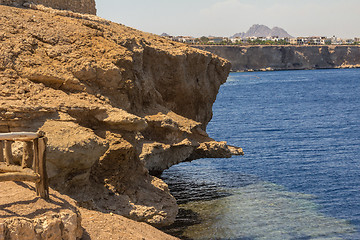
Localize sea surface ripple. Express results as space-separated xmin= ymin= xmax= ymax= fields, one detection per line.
xmin=162 ymin=69 xmax=360 ymax=240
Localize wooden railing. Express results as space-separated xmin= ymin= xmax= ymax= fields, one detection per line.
xmin=0 ymin=132 xmax=49 ymax=199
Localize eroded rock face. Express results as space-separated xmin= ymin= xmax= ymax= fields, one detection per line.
xmin=0 ymin=5 xmax=241 ymax=226
xmin=40 ymin=121 xmax=108 ymax=190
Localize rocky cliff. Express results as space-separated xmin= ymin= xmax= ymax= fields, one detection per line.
xmin=194 ymin=45 xmax=360 ymax=72
xmin=0 ymin=0 xmax=96 ymax=14
xmin=0 ymin=4 xmax=242 ymax=233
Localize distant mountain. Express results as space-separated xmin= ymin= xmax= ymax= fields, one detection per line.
xmin=160 ymin=33 xmax=170 ymax=37
xmin=231 ymin=24 xmax=293 ymax=38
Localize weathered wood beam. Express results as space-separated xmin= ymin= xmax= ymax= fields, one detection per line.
xmin=4 ymin=140 xmax=13 ymax=165
xmin=0 ymin=172 xmax=40 ymax=182
xmin=32 ymin=138 xmax=39 ymax=170
xmin=0 ymin=162 xmax=34 ymax=173
xmin=0 ymin=141 xmax=3 ymax=162
xmin=0 ymin=132 xmax=39 ymax=141
xmin=22 ymin=141 xmax=34 ymax=168
xmin=36 ymin=137 xmax=49 ymax=199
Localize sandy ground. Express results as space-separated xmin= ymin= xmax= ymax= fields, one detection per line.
xmin=0 ymin=181 xmax=179 ymax=240
xmin=0 ymin=181 xmax=78 ymax=219
xmin=80 ymin=208 xmax=179 ymax=240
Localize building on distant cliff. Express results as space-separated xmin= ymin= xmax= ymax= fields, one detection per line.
xmin=308 ymin=36 xmax=328 ymax=45
xmin=289 ymin=38 xmax=297 ymax=45
xmin=230 ymin=37 xmax=247 ymax=44
xmin=168 ymin=34 xmax=358 ymax=46
xmin=344 ymin=39 xmax=354 ymax=44
xmin=171 ymin=36 xmax=196 ymax=44
xmin=0 ymin=0 xmax=96 ymax=14
xmin=290 ymin=36 xmax=329 ymax=45
xmin=330 ymin=36 xmax=345 ymax=45
xmin=208 ymin=37 xmax=229 ymax=44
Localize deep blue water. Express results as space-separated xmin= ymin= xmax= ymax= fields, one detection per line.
xmin=162 ymin=69 xmax=360 ymax=240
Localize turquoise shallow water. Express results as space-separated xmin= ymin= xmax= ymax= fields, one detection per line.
xmin=162 ymin=69 xmax=360 ymax=240
xmin=179 ymin=181 xmax=355 ymax=240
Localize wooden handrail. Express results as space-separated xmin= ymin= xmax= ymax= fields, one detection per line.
xmin=0 ymin=162 xmax=34 ymax=173
xmin=0 ymin=132 xmax=49 ymax=200
xmin=0 ymin=172 xmax=40 ymax=182
xmin=0 ymin=132 xmax=40 ymax=141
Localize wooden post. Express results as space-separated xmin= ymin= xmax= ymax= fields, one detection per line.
xmin=22 ymin=141 xmax=33 ymax=168
xmin=36 ymin=137 xmax=49 ymax=200
xmin=33 ymin=138 xmax=41 ymax=197
xmin=4 ymin=141 xmax=13 ymax=165
xmin=0 ymin=141 xmax=3 ymax=162
xmin=32 ymin=138 xmax=39 ymax=171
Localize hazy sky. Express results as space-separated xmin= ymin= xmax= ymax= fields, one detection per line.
xmin=95 ymin=0 xmax=360 ymax=38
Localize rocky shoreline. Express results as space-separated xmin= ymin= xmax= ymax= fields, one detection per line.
xmin=0 ymin=4 xmax=242 ymax=239
xmin=193 ymin=45 xmax=360 ymax=72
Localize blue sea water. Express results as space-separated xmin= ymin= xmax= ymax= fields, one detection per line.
xmin=162 ymin=69 xmax=360 ymax=240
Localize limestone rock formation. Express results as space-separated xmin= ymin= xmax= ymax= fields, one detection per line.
xmin=40 ymin=121 xmax=108 ymax=190
xmin=0 ymin=4 xmax=242 ymax=227
xmin=0 ymin=0 xmax=96 ymax=14
xmin=194 ymin=45 xmax=360 ymax=72
xmin=0 ymin=182 xmax=82 ymax=240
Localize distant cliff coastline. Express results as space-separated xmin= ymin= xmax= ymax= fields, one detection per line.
xmin=193 ymin=45 xmax=360 ymax=72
